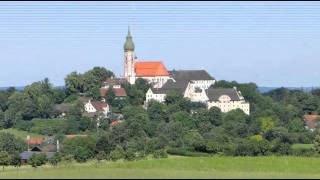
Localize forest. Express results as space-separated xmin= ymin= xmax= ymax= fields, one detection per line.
xmin=0 ymin=66 xmax=320 ymax=167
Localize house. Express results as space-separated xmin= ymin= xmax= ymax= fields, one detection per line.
xmin=303 ymin=115 xmax=320 ymax=131
xmin=26 ymin=137 xmax=45 ymax=146
xmin=206 ymin=87 xmax=250 ymax=115
xmin=110 ymin=120 xmax=123 ymax=127
xmin=79 ymin=97 xmax=110 ymax=118
xmin=100 ymin=86 xmax=127 ymax=100
xmin=123 ymin=28 xmax=171 ymax=88
xmin=19 ymin=146 xmax=56 ymax=164
xmin=65 ymin=134 xmax=88 ymax=139
xmin=54 ymin=103 xmax=73 ymax=117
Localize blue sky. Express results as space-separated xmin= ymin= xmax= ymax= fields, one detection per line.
xmin=0 ymin=1 xmax=320 ymax=87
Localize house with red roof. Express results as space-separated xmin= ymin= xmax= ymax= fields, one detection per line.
xmin=100 ymin=77 xmax=128 ymax=100
xmin=26 ymin=137 xmax=45 ymax=145
xmin=81 ymin=97 xmax=110 ymax=118
xmin=303 ymin=115 xmax=320 ymax=131
xmin=123 ymin=28 xmax=171 ymax=88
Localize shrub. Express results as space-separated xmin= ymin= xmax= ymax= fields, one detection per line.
xmin=109 ymin=146 xmax=125 ymax=162
xmin=96 ymin=151 xmax=106 ymax=163
xmin=28 ymin=153 xmax=47 ymax=168
xmin=152 ymin=149 xmax=168 ymax=159
xmin=61 ymin=136 xmax=97 ymax=163
xmin=48 ymin=153 xmax=61 ymax=167
xmin=167 ymin=148 xmax=211 ymax=157
xmin=292 ymin=148 xmax=316 ymax=157
xmin=125 ymin=148 xmax=137 ymax=161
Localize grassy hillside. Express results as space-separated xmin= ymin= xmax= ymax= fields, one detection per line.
xmin=2 ymin=156 xmax=320 ymax=179
xmin=0 ymin=128 xmax=46 ymax=140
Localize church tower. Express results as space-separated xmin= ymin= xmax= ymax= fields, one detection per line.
xmin=124 ymin=27 xmax=136 ymax=83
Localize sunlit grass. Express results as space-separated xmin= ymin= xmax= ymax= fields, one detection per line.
xmin=1 ymin=156 xmax=320 ymax=179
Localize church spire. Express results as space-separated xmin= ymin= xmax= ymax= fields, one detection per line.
xmin=124 ymin=26 xmax=135 ymax=52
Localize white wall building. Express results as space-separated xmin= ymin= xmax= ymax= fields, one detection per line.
xmin=145 ymin=70 xmax=250 ymax=115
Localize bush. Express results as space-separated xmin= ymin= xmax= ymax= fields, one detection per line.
xmin=15 ymin=120 xmax=33 ymax=131
xmin=61 ymin=136 xmax=97 ymax=163
xmin=292 ymin=148 xmax=316 ymax=157
xmin=167 ymin=148 xmax=211 ymax=157
xmin=235 ymin=139 xmax=271 ymax=156
xmin=48 ymin=153 xmax=61 ymax=167
xmin=28 ymin=153 xmax=47 ymax=168
xmin=152 ymin=149 xmax=168 ymax=159
xmin=125 ymin=148 xmax=137 ymax=161
xmin=109 ymin=146 xmax=125 ymax=162
xmin=271 ymin=140 xmax=292 ymax=155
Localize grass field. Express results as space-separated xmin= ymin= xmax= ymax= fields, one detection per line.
xmin=292 ymin=143 xmax=314 ymax=150
xmin=1 ymin=156 xmax=320 ymax=179
xmin=0 ymin=128 xmax=46 ymax=140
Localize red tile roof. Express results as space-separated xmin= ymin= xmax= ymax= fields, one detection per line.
xmin=26 ymin=138 xmax=45 ymax=145
xmin=110 ymin=120 xmax=122 ymax=127
xmin=304 ymin=115 xmax=320 ymax=121
xmin=100 ymin=88 xmax=127 ymax=97
xmin=134 ymin=61 xmax=169 ymax=77
xmin=65 ymin=134 xmax=88 ymax=139
xmin=90 ymin=101 xmax=108 ymax=111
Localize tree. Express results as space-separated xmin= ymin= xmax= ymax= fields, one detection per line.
xmin=48 ymin=153 xmax=61 ymax=167
xmin=61 ymin=136 xmax=97 ymax=163
xmin=106 ymin=87 xmax=116 ymax=104
xmin=165 ymin=91 xmax=184 ymax=105
xmin=0 ymin=91 xmax=8 ymax=111
xmin=288 ymin=118 xmax=305 ymax=133
xmin=28 ymin=153 xmax=47 ymax=168
xmin=0 ymin=110 xmax=4 ymax=129
xmin=96 ymin=151 xmax=106 ymax=163
xmin=208 ymin=107 xmax=223 ymax=126
xmin=135 ymin=78 xmax=151 ymax=93
xmin=51 ymin=88 xmax=67 ymax=104
xmin=169 ymin=111 xmax=194 ymax=130
xmin=10 ymin=153 xmax=21 ymax=168
xmin=259 ymin=117 xmax=275 ymax=134
xmin=83 ymin=67 xmax=114 ymax=93
xmin=109 ymin=146 xmax=125 ymax=161
xmin=0 ymin=151 xmax=10 ymax=171
xmin=0 ymin=133 xmax=26 ymax=155
xmin=96 ymin=134 xmax=114 ymax=155
xmin=65 ymin=71 xmax=84 ymax=94
xmin=313 ymin=133 xmax=320 ymax=154
xmin=88 ymin=85 xmax=101 ymax=100
xmin=64 ymin=101 xmax=83 ymax=134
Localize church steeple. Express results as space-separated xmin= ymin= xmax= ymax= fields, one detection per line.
xmin=124 ymin=26 xmax=135 ymax=52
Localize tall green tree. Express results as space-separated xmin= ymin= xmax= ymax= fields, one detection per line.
xmin=0 ymin=151 xmax=10 ymax=171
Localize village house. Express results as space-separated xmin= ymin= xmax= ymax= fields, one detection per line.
xmin=303 ymin=114 xmax=320 ymax=131
xmin=100 ymin=77 xmax=128 ymax=100
xmin=79 ymin=97 xmax=110 ymax=118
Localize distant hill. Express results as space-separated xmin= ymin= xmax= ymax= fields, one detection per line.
xmin=0 ymin=86 xmax=65 ymax=91
xmin=258 ymin=87 xmax=319 ymax=93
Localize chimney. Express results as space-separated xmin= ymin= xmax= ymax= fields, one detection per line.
xmin=56 ymin=140 xmax=60 ymax=152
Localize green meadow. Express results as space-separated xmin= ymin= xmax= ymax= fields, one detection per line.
xmin=0 ymin=128 xmax=46 ymax=139
xmin=1 ymin=156 xmax=320 ymax=179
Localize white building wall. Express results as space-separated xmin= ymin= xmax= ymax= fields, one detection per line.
xmin=145 ymin=89 xmax=166 ymax=103
xmin=207 ymin=100 xmax=250 ymax=115
xmin=84 ymin=102 xmax=97 ymax=113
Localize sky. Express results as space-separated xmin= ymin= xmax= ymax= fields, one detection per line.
xmin=0 ymin=1 xmax=320 ymax=87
